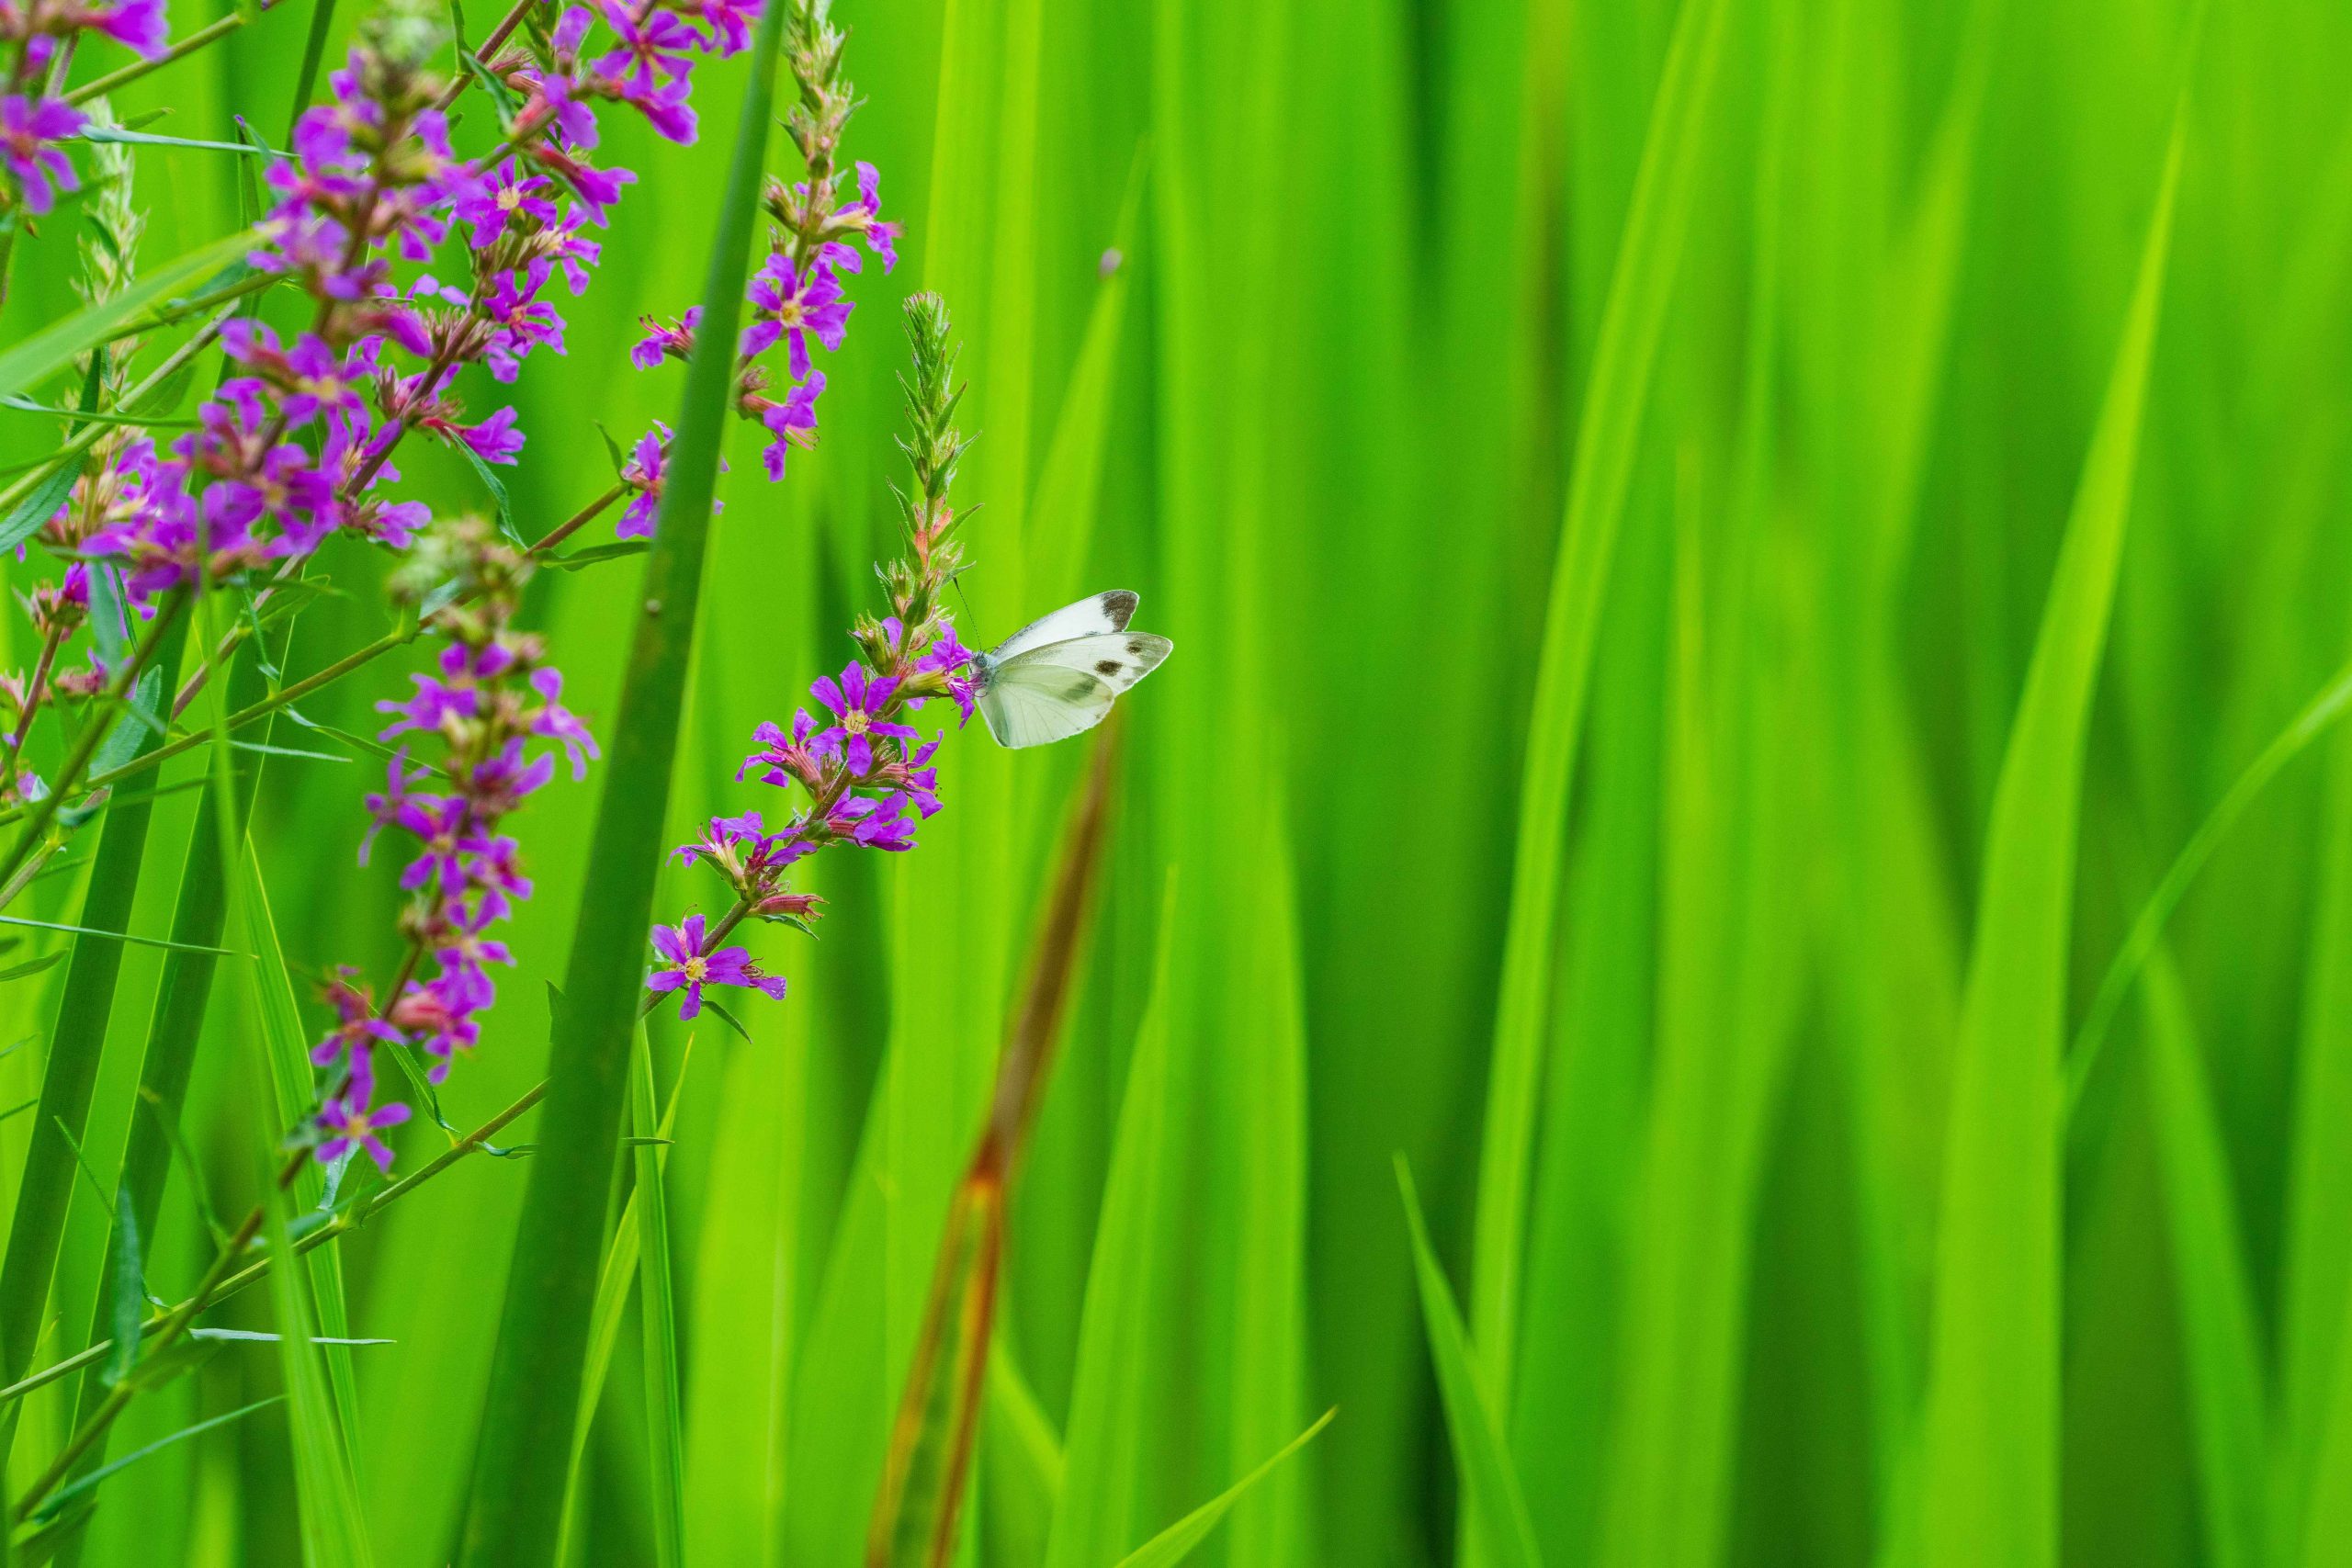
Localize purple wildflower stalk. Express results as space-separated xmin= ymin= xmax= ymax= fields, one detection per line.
xmin=626 ymin=0 xmax=897 ymax=507
xmin=303 ymin=517 xmax=599 ymax=1168
xmin=649 ymin=293 xmax=978 ymax=1019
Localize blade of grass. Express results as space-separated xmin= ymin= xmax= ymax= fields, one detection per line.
xmin=2065 ymin=650 xmax=2352 ymax=1112
xmin=1916 ymin=106 xmax=2183 ymax=1568
xmin=631 ymin=1025 xmax=684 ymax=1568
xmin=0 ymin=230 xmax=258 ymax=403
xmin=2139 ymin=944 xmax=2267 ymax=1568
xmin=454 ymin=0 xmax=786 ymax=1555
xmin=1468 ymin=0 xmax=1735 ymax=1416
xmin=1041 ymin=871 xmax=1178 ymax=1568
xmin=1111 ymin=1408 xmax=1336 ymax=1568
xmin=1398 ymin=1156 xmax=1544 ymax=1568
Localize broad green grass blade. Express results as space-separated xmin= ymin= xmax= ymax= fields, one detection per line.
xmin=1468 ymin=0 xmax=1735 ymax=1414
xmin=1916 ymin=107 xmax=2184 ymax=1568
xmin=1398 ymin=1156 xmax=1544 ymax=1568
xmin=456 ymin=0 xmax=787 ymax=1556
xmin=1112 ymin=1408 xmax=1336 ymax=1568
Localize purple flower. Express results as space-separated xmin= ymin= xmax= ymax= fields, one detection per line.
xmin=688 ymin=0 xmax=762 ymax=55
xmin=631 ymin=307 xmax=699 ymax=369
xmin=754 ymin=371 xmax=823 ymax=480
xmin=828 ymin=792 xmax=919 ymax=852
xmin=743 ymin=251 xmax=851 ymax=380
xmin=618 ymin=422 xmax=671 ymax=537
xmin=317 ymin=1081 xmax=412 ymax=1172
xmin=915 ymin=624 xmax=979 ymax=721
xmin=219 ymin=321 xmax=374 ymax=425
xmin=738 ymin=709 xmax=826 ymax=792
xmin=310 ymin=969 xmax=405 ymax=1070
xmin=647 ymin=913 xmax=788 ymax=1020
xmin=88 ymin=0 xmax=171 ymax=57
xmin=594 ymin=0 xmax=701 ymax=90
xmin=458 ymin=159 xmax=561 ymax=251
xmin=1 ymin=97 xmax=85 ymax=218
xmin=360 ymin=751 xmax=437 ymax=864
xmin=808 ymin=660 xmax=917 ymax=775
xmin=843 ymin=162 xmax=900 ymax=272
xmin=459 ymin=406 xmax=525 ymax=464
xmin=528 ymin=667 xmax=599 ymax=778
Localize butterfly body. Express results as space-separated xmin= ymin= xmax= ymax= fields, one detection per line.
xmin=971 ymin=590 xmax=1171 ymax=748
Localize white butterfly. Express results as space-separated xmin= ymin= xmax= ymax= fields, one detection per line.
xmin=970 ymin=591 xmax=1172 ymax=749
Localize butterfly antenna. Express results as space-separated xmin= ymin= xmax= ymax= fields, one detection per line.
xmin=951 ymin=573 xmax=985 ymax=642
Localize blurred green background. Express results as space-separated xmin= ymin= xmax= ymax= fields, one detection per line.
xmin=4 ymin=0 xmax=2347 ymax=1562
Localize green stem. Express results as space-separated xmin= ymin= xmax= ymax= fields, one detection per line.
xmin=64 ymin=14 xmax=248 ymax=106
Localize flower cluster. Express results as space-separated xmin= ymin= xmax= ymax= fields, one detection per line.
xmin=305 ymin=517 xmax=597 ymax=1169
xmin=72 ymin=0 xmax=765 ymax=615
xmin=627 ymin=0 xmax=895 ymax=503
xmin=648 ymin=293 xmax=978 ymax=1020
xmin=0 ymin=0 xmax=168 ymax=218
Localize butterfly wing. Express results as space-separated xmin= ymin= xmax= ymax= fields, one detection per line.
xmin=999 ymin=631 xmax=1173 ymax=694
xmin=988 ymin=590 xmax=1138 ymax=662
xmin=978 ymin=660 xmax=1118 ymax=749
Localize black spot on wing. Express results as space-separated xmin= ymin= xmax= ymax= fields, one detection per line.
xmin=1100 ymin=590 xmax=1138 ymax=632
xmin=1095 ymin=659 xmax=1124 ymax=677
xmin=1126 ymin=639 xmax=1145 ymax=656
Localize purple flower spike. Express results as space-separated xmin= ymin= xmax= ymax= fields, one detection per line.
xmin=647 ymin=913 xmax=788 ymax=1020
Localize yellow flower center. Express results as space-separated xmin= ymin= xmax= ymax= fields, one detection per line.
xmin=499 ymin=187 xmax=522 ymax=211
xmin=843 ymin=710 xmax=871 ymax=737
xmin=683 ymin=955 xmax=708 ymax=983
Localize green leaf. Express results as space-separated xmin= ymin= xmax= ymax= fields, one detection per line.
xmin=0 ymin=953 xmax=62 ymax=983
xmin=1397 ymin=1156 xmax=1544 ymax=1568
xmin=0 ymin=915 xmax=234 ymax=957
xmin=87 ymin=561 xmax=129 ymax=667
xmin=1112 ymin=1410 xmax=1337 ymax=1568
xmin=100 ymin=1181 xmax=141 ymax=1386
xmin=1917 ymin=106 xmax=2184 ymax=1568
xmin=542 ymin=540 xmax=650 ymax=571
xmin=32 ymin=1395 xmax=284 ymax=1522
xmin=456 ymin=0 xmax=789 ymax=1555
xmin=72 ymin=126 xmax=284 ymax=156
xmin=89 ymin=668 xmax=164 ymax=779
xmin=457 ymin=441 xmax=522 ymax=546
xmin=0 ymin=462 xmax=79 ymax=555
xmin=0 ymin=227 xmax=259 ymax=402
